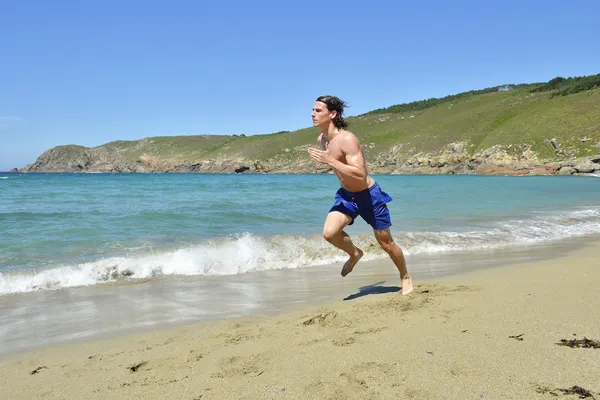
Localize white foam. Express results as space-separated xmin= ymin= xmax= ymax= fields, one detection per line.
xmin=0 ymin=234 xmax=363 ymax=295
xmin=1 ymin=206 xmax=600 ymax=295
xmin=403 ymin=207 xmax=600 ymax=255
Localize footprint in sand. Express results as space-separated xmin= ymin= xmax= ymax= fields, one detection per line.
xmin=217 ymin=331 xmax=257 ymax=345
xmin=364 ymin=284 xmax=480 ymax=315
xmin=304 ymin=381 xmax=354 ymax=399
xmin=306 ymin=362 xmax=406 ymax=398
xmin=215 ymin=323 xmax=263 ymax=345
xmin=448 ymin=362 xmax=474 ymax=377
xmin=213 ymin=354 xmax=266 ymax=379
xmin=302 ymin=310 xmax=352 ymax=328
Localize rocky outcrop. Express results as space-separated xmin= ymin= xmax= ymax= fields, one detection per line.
xmin=21 ymin=146 xmax=92 ymax=172
xmin=20 ymin=141 xmax=600 ymax=176
xmin=368 ymin=141 xmax=600 ymax=176
xmin=9 ymin=168 xmax=19 ymax=173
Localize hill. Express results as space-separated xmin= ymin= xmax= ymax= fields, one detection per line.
xmin=21 ymin=74 xmax=600 ymax=175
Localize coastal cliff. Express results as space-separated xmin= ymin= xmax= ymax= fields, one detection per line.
xmin=22 ymin=75 xmax=600 ymax=175
xmin=20 ymin=140 xmax=600 ymax=176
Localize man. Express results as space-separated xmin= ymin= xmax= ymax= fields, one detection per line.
xmin=307 ymin=95 xmax=413 ymax=295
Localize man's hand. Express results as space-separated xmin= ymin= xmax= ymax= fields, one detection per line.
xmin=308 ymin=147 xmax=333 ymax=165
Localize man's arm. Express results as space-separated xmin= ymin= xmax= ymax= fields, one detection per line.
xmin=326 ymin=134 xmax=367 ymax=181
xmin=307 ymin=133 xmax=367 ymax=181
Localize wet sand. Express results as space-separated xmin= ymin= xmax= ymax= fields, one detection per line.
xmin=0 ymin=239 xmax=579 ymax=356
xmin=1 ymin=241 xmax=599 ymax=399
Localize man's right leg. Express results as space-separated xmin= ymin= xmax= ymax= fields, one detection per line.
xmin=322 ymin=211 xmax=363 ymax=277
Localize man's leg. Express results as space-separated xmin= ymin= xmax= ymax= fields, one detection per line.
xmin=322 ymin=211 xmax=363 ymax=277
xmin=373 ymin=228 xmax=413 ymax=295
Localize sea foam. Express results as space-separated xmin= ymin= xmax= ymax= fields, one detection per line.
xmin=1 ymin=206 xmax=599 ymax=295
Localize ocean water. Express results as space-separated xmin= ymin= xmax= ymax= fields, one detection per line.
xmin=1 ymin=172 xmax=600 ymax=294
xmin=1 ymin=172 xmax=600 ymax=354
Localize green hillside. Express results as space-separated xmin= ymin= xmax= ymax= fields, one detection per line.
xmin=102 ymin=74 xmax=600 ymax=161
xmin=22 ymin=74 xmax=600 ymax=174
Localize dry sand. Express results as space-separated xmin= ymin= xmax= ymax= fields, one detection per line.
xmin=1 ymin=243 xmax=599 ymax=400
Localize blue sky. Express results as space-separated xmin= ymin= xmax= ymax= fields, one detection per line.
xmin=1 ymin=0 xmax=599 ymax=171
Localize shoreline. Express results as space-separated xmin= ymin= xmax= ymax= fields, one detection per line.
xmin=0 ymin=236 xmax=591 ymax=358
xmin=5 ymin=168 xmax=600 ymax=176
xmin=1 ymin=240 xmax=599 ymax=399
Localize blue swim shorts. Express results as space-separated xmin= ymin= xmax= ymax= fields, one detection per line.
xmin=329 ymin=182 xmax=393 ymax=230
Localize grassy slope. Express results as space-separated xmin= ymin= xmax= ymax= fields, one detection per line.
xmin=92 ymin=83 xmax=600 ymax=165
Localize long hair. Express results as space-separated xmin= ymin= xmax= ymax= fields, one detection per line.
xmin=316 ymin=95 xmax=349 ymax=129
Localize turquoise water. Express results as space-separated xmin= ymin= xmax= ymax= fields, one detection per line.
xmin=1 ymin=172 xmax=600 ymax=294
xmin=1 ymin=171 xmax=600 ymax=355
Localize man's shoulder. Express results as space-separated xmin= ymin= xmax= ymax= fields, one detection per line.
xmin=340 ymin=130 xmax=360 ymax=143
xmin=337 ymin=130 xmax=361 ymax=154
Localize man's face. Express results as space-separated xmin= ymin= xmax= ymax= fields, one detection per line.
xmin=311 ymin=101 xmax=335 ymax=128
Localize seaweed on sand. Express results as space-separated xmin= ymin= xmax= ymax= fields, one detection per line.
xmin=557 ymin=337 xmax=600 ymax=349
xmin=536 ymin=385 xmax=596 ymax=399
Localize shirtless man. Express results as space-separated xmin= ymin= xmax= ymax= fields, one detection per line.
xmin=307 ymin=95 xmax=413 ymax=295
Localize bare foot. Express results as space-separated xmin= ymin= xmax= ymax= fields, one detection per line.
xmin=341 ymin=249 xmax=363 ymax=277
xmin=400 ymin=275 xmax=413 ymax=295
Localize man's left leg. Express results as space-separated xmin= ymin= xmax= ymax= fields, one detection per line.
xmin=373 ymin=228 xmax=413 ymax=295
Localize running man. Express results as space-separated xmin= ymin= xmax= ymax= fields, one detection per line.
xmin=307 ymin=95 xmax=413 ymax=295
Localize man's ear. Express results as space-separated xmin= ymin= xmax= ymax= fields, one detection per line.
xmin=330 ymin=111 xmax=337 ymax=120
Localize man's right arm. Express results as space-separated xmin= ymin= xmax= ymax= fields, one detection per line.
xmin=323 ymin=134 xmax=367 ymax=181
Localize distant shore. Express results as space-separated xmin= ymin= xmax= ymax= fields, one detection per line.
xmin=7 ymin=162 xmax=600 ymax=176
xmin=1 ymin=241 xmax=599 ymax=399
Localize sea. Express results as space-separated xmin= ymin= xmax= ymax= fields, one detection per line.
xmin=1 ymin=172 xmax=599 ymax=355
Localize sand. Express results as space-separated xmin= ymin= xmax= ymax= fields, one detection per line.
xmin=1 ymin=243 xmax=599 ymax=400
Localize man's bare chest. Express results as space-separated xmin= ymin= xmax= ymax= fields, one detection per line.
xmin=326 ymin=143 xmax=346 ymax=163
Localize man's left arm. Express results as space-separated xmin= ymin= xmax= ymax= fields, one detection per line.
xmin=308 ymin=135 xmax=366 ymax=180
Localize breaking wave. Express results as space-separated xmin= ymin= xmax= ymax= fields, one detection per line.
xmin=1 ymin=206 xmax=599 ymax=295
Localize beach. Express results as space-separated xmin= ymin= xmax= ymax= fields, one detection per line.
xmin=1 ymin=241 xmax=598 ymax=400
xmin=2 ymin=3 xmax=599 ymax=398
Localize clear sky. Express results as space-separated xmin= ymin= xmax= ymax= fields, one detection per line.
xmin=1 ymin=0 xmax=599 ymax=171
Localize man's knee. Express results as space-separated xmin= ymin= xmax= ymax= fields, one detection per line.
xmin=322 ymin=227 xmax=341 ymax=242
